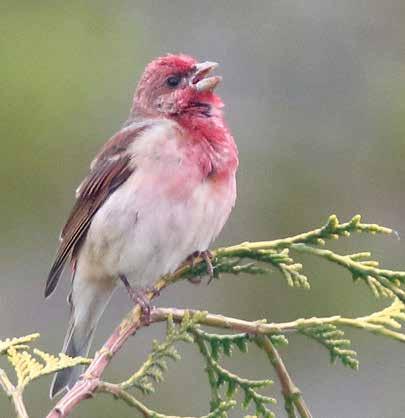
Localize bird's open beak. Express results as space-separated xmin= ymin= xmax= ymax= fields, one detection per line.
xmin=191 ymin=61 xmax=222 ymax=92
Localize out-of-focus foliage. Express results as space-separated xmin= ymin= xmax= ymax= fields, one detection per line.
xmin=0 ymin=334 xmax=89 ymax=390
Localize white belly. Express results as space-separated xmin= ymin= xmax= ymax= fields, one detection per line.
xmin=77 ymin=165 xmax=235 ymax=287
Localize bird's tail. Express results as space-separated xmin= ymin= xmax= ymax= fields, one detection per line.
xmin=50 ymin=279 xmax=115 ymax=399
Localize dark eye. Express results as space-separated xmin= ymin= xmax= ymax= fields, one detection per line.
xmin=166 ymin=75 xmax=181 ymax=88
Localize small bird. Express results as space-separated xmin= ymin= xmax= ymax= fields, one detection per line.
xmin=45 ymin=54 xmax=238 ymax=398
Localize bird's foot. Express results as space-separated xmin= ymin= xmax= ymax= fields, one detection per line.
xmin=136 ymin=291 xmax=152 ymax=324
xmin=202 ymin=250 xmax=216 ymax=284
xmin=186 ymin=251 xmax=202 ymax=284
xmin=119 ymin=275 xmax=153 ymax=324
xmin=186 ymin=250 xmax=216 ymax=284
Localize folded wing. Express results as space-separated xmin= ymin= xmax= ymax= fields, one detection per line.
xmin=44 ymin=123 xmax=149 ymax=297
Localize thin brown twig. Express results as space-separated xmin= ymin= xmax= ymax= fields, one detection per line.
xmin=257 ymin=336 xmax=312 ymax=418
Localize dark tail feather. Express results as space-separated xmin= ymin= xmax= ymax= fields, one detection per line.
xmin=49 ymin=274 xmax=115 ymax=399
xmin=49 ymin=317 xmax=95 ymax=399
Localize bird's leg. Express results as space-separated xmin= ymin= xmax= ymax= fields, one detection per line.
xmin=201 ymin=250 xmax=215 ymax=284
xmin=119 ymin=274 xmax=152 ymax=324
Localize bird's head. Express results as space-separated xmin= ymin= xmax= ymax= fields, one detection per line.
xmin=131 ymin=54 xmax=223 ymax=120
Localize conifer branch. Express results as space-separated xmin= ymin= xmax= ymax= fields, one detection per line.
xmin=4 ymin=214 xmax=399 ymax=418
xmin=0 ymin=333 xmax=90 ymax=418
xmin=291 ymin=243 xmax=405 ymax=301
xmin=119 ymin=312 xmax=201 ymax=393
xmin=194 ymin=330 xmax=276 ymax=418
xmin=150 ymin=300 xmax=405 ymax=344
xmin=298 ymin=324 xmax=359 ymax=369
xmin=47 ymin=290 xmax=405 ymax=416
xmin=0 ymin=368 xmax=29 ymax=418
xmin=256 ymin=336 xmax=311 ymax=418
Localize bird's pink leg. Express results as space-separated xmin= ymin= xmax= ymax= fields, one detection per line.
xmin=119 ymin=274 xmax=152 ymax=323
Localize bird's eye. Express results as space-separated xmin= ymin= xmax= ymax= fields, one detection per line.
xmin=166 ymin=75 xmax=181 ymax=88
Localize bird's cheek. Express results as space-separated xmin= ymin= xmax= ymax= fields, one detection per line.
xmin=155 ymin=97 xmax=165 ymax=113
xmin=155 ymin=97 xmax=176 ymax=115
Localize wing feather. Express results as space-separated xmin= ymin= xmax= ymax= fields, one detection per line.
xmin=45 ymin=123 xmax=149 ymax=297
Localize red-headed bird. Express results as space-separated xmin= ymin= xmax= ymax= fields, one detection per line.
xmin=45 ymin=54 xmax=238 ymax=398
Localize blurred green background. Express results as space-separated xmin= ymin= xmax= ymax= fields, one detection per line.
xmin=1 ymin=1 xmax=405 ymax=417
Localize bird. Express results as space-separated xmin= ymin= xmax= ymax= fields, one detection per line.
xmin=45 ymin=54 xmax=239 ymax=398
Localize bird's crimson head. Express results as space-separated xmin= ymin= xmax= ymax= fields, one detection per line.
xmin=131 ymin=54 xmax=223 ymax=119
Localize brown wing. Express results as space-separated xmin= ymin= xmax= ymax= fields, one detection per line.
xmin=45 ymin=123 xmax=149 ymax=298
